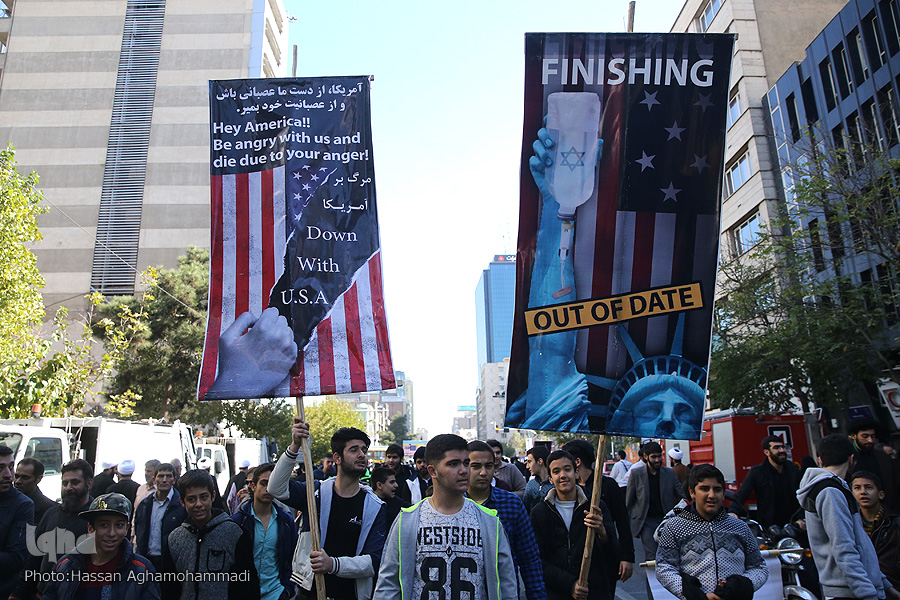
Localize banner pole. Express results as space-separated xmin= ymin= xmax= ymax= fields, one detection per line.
xmin=577 ymin=435 xmax=608 ymax=589
xmin=296 ymin=396 xmax=327 ymax=600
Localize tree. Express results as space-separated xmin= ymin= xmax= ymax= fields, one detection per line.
xmin=98 ymin=246 xmax=213 ymax=422
xmin=304 ymin=398 xmax=366 ymax=463
xmin=0 ymin=145 xmax=46 ymax=371
xmin=379 ymin=413 xmax=410 ymax=445
xmin=0 ymin=146 xmax=146 ymax=417
xmin=218 ymin=399 xmax=295 ymax=454
xmin=710 ymin=129 xmax=900 ymax=414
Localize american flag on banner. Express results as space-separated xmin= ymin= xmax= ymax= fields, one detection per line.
xmin=199 ymin=76 xmax=395 ymax=401
xmin=506 ymin=33 xmax=733 ymax=434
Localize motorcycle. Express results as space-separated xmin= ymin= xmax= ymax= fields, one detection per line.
xmin=727 ymin=493 xmax=820 ymax=600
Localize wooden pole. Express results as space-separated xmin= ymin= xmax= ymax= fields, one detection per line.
xmin=577 ymin=435 xmax=608 ymax=588
xmin=296 ymin=396 xmax=327 ymax=600
xmin=627 ymin=1 xmax=636 ymax=33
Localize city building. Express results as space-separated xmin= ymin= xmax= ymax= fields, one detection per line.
xmin=671 ymin=0 xmax=845 ymax=268
xmin=475 ymin=254 xmax=516 ymax=371
xmin=476 ymin=358 xmax=512 ymax=443
xmin=0 ymin=0 xmax=289 ymax=315
xmin=766 ymin=0 xmax=900 ymax=423
xmin=452 ymin=405 xmax=477 ymax=440
xmin=327 ymin=370 xmax=414 ymax=446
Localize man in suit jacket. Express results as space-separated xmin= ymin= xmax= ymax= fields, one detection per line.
xmin=626 ymin=441 xmax=684 ymax=560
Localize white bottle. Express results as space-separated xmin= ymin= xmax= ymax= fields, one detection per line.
xmin=547 ymin=92 xmax=602 ymax=220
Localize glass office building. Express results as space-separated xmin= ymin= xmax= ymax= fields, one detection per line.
xmin=475 ymin=255 xmax=516 ymax=371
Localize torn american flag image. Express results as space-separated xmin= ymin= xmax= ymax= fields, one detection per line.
xmin=199 ymin=76 xmax=395 ymax=401
xmin=506 ymin=34 xmax=734 ymax=438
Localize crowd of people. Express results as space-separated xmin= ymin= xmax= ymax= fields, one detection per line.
xmin=0 ymin=416 xmax=899 ymax=600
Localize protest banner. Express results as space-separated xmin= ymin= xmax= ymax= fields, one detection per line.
xmin=199 ymin=76 xmax=395 ymax=401
xmin=506 ymin=33 xmax=734 ymax=440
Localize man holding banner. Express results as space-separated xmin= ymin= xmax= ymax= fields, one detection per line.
xmin=506 ymin=33 xmax=734 ymax=438
xmin=201 ymin=76 xmax=395 ymax=403
xmin=504 ymin=31 xmax=734 ymax=594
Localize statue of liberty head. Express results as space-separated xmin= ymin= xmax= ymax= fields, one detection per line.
xmin=595 ymin=313 xmax=706 ymax=439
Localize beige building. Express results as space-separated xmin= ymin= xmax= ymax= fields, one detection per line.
xmin=0 ymin=0 xmax=289 ymax=315
xmin=476 ymin=358 xmax=511 ymax=443
xmin=671 ymin=0 xmax=845 ymax=264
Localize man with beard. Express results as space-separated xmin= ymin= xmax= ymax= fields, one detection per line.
xmin=625 ymin=441 xmax=684 ymax=560
xmin=10 ymin=459 xmax=93 ymax=600
xmin=14 ymin=458 xmax=56 ymax=524
xmin=269 ymin=422 xmax=387 ymax=600
xmin=850 ymin=419 xmax=900 ymax=511
xmin=730 ymin=435 xmax=802 ymax=528
xmin=405 ymin=446 xmax=431 ymax=504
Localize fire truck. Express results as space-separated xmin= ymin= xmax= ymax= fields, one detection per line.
xmin=664 ymin=410 xmax=819 ymax=498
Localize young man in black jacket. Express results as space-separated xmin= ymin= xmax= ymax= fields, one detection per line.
xmin=562 ymin=438 xmax=634 ymax=593
xmin=531 ymin=450 xmax=617 ymax=600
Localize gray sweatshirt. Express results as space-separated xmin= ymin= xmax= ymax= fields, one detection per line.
xmin=797 ymin=467 xmax=891 ymax=600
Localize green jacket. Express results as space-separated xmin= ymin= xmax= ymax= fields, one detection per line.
xmin=373 ymin=497 xmax=518 ymax=600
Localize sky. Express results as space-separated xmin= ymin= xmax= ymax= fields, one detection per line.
xmin=282 ymin=0 xmax=687 ymax=436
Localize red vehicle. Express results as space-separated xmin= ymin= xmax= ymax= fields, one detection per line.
xmin=667 ymin=410 xmax=817 ymax=504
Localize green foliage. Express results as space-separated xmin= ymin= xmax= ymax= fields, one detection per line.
xmin=98 ymin=247 xmax=213 ymax=423
xmin=0 ymin=145 xmax=47 ymax=392
xmin=0 ymin=147 xmax=148 ymax=417
xmin=305 ymin=398 xmax=366 ymax=462
xmin=710 ymin=131 xmax=900 ymax=413
xmin=379 ymin=413 xmax=410 ymax=445
xmin=218 ymin=399 xmax=295 ymax=454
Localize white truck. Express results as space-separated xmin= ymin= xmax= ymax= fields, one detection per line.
xmin=0 ymin=417 xmax=197 ymax=501
xmin=196 ymin=437 xmax=273 ymax=494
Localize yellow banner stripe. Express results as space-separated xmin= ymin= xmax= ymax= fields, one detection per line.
xmin=525 ymin=282 xmax=703 ymax=335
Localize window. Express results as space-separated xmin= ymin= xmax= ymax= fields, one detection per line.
xmin=863 ymin=11 xmax=887 ymax=69
xmin=724 ymin=153 xmax=752 ymax=196
xmin=786 ymin=93 xmax=802 ymax=143
xmin=847 ymin=111 xmax=865 ymax=165
xmin=819 ymin=58 xmax=839 ymax=112
xmin=732 ymin=213 xmax=761 ymax=254
xmin=832 ymin=44 xmax=854 ymax=98
xmin=698 ymin=0 xmax=723 ymax=32
xmin=877 ymin=84 xmax=899 ymax=146
xmin=782 ymin=167 xmax=796 ymax=203
xmin=727 ymin=92 xmax=742 ymax=128
xmin=848 ymin=30 xmax=870 ymax=83
xmin=801 ymin=78 xmax=819 ymax=123
xmin=880 ymin=0 xmax=900 ymax=55
xmin=865 ymin=99 xmax=886 ymax=150
xmin=24 ymin=437 xmax=63 ymax=475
